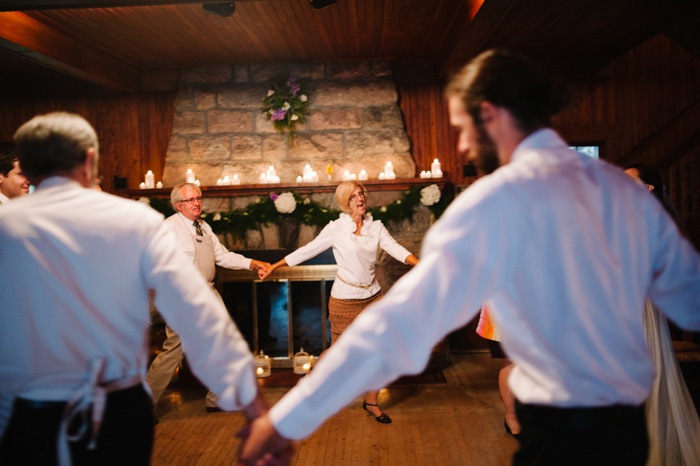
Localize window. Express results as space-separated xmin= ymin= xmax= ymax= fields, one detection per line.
xmin=569 ymin=145 xmax=600 ymax=159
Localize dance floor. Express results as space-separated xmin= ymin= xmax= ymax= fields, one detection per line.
xmin=152 ymin=353 xmax=517 ymax=465
xmin=152 ymin=353 xmax=700 ymax=466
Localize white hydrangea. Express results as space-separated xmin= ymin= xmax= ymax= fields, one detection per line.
xmin=300 ymin=94 xmax=307 ymax=102
xmin=267 ymin=89 xmax=275 ymax=96
xmin=213 ymin=212 xmax=222 ymax=221
xmin=137 ymin=197 xmax=150 ymax=205
xmin=291 ymin=114 xmax=299 ymax=121
xmin=380 ymin=206 xmax=387 ymax=212
xmin=303 ymin=197 xmax=311 ymax=204
xmin=274 ymin=192 xmax=297 ymax=214
xmin=420 ymin=184 xmax=441 ymax=206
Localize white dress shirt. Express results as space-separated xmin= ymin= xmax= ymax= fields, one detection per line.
xmin=0 ymin=177 xmax=257 ymax=411
xmin=269 ymin=128 xmax=700 ymax=439
xmin=166 ymin=212 xmax=252 ymax=273
xmin=0 ymin=192 xmax=10 ymax=204
xmin=285 ymin=213 xmax=413 ymax=299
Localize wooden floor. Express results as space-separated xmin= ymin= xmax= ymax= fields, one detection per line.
xmin=152 ymin=353 xmax=700 ymax=466
xmin=152 ymin=353 xmax=519 ymax=466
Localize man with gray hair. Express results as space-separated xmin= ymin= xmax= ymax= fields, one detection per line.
xmin=0 ymin=112 xmax=267 ymax=466
xmin=146 ymin=182 xmax=270 ymax=413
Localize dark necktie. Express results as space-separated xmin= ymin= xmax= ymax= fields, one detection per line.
xmin=193 ymin=220 xmax=204 ymax=236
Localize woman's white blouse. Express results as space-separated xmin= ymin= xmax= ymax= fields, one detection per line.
xmin=285 ymin=213 xmax=412 ymax=299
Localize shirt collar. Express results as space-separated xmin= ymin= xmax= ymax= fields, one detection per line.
xmin=510 ymin=128 xmax=571 ymax=164
xmin=0 ymin=192 xmax=10 ymax=204
xmin=35 ymin=176 xmax=84 ymax=191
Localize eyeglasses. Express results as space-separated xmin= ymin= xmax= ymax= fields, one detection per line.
xmin=349 ymin=192 xmax=366 ymax=202
xmin=179 ymin=196 xmax=202 ymax=204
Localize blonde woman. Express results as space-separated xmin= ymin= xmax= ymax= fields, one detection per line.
xmin=261 ymin=181 xmax=418 ymax=423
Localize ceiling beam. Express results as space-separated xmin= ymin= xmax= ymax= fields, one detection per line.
xmin=0 ymin=0 xmax=258 ymax=12
xmin=0 ymin=12 xmax=140 ymax=92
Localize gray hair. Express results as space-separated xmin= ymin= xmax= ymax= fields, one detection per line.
xmin=170 ymin=182 xmax=202 ymax=208
xmin=13 ymin=112 xmax=99 ymax=180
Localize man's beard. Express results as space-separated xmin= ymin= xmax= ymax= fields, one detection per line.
xmin=474 ymin=124 xmax=500 ymax=176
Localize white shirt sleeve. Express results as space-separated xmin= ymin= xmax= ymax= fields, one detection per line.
xmin=143 ymin=222 xmax=257 ymax=411
xmin=285 ymin=222 xmax=336 ymax=267
xmin=377 ymin=222 xmax=412 ymax=263
xmin=206 ymin=221 xmax=253 ymax=270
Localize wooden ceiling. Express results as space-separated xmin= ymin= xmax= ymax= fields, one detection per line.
xmin=0 ymin=0 xmax=698 ymax=96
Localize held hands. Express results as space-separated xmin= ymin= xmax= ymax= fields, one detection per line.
xmin=258 ymin=259 xmax=286 ymax=281
xmin=237 ymin=413 xmax=294 ymax=466
xmin=250 ymin=260 xmax=272 ymax=279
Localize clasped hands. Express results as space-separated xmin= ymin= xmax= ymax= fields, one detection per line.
xmin=236 ymin=393 xmax=293 ymax=466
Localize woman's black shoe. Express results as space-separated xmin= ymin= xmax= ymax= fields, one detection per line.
xmin=363 ymin=400 xmax=392 ymax=424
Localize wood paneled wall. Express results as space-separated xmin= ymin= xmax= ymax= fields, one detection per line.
xmin=396 ymin=82 xmax=461 ymax=185
xmin=0 ymin=92 xmax=175 ymax=192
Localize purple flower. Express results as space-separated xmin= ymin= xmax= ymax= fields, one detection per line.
xmin=291 ymin=84 xmax=300 ymax=95
xmin=270 ymin=193 xmax=279 ymax=200
xmin=271 ymin=109 xmax=287 ymax=121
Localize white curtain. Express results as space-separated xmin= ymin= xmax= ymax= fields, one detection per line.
xmin=644 ymin=300 xmax=700 ymax=466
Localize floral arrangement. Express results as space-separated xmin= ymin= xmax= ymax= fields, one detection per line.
xmin=272 ymin=192 xmax=297 ymax=214
xmin=146 ymin=185 xmax=452 ymax=240
xmin=261 ymin=75 xmax=312 ymax=134
xmin=420 ymin=184 xmax=441 ymax=206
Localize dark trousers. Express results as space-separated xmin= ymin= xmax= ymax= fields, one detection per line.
xmin=0 ymin=384 xmax=154 ymax=466
xmin=513 ymin=401 xmax=648 ymax=466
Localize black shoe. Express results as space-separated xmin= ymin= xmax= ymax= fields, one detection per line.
xmin=362 ymin=400 xmax=392 ymax=424
xmin=206 ymin=406 xmax=223 ymax=413
xmin=504 ymin=420 xmax=520 ymax=439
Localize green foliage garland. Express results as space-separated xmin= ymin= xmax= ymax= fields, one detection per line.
xmin=147 ymin=185 xmax=452 ymax=239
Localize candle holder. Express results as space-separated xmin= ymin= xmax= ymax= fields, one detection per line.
xmin=293 ymin=348 xmax=312 ymax=374
xmin=255 ymin=351 xmax=271 ymax=378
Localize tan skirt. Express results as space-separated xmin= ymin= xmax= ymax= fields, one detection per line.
xmin=328 ymin=291 xmax=383 ymax=345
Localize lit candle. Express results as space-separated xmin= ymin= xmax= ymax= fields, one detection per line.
xmin=431 ymin=158 xmax=441 ymax=176
xmin=222 ymin=175 xmax=230 ymax=185
xmin=296 ymin=175 xmax=302 ymax=183
xmin=139 ymin=182 xmax=146 ymax=189
xmin=260 ymin=172 xmax=267 ymax=184
xmin=194 ymin=179 xmax=200 ymax=187
xmin=256 ymin=367 xmax=264 ymax=375
xmin=232 ymin=174 xmax=240 ymax=185
xmin=343 ymin=170 xmax=350 ymax=181
xmin=156 ymin=181 xmax=163 ymax=189
xmin=302 ymin=362 xmax=311 ymax=371
xmin=216 ymin=178 xmax=223 ymax=186
xmin=384 ymin=161 xmax=395 ymax=180
xmin=145 ymin=170 xmax=155 ymax=189
xmin=185 ymin=169 xmax=195 ymax=184
xmin=379 ymin=172 xmax=386 ymax=180
xmin=359 ymin=169 xmax=368 ymax=181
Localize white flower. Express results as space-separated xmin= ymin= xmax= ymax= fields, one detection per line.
xmin=420 ymin=184 xmax=441 ymax=206
xmin=300 ymin=94 xmax=307 ymax=102
xmin=380 ymin=206 xmax=387 ymax=212
xmin=137 ymin=197 xmax=150 ymax=205
xmin=213 ymin=212 xmax=222 ymax=221
xmin=291 ymin=114 xmax=299 ymax=121
xmin=283 ymin=101 xmax=291 ymax=110
xmin=274 ymin=192 xmax=297 ymax=214
xmin=303 ymin=198 xmax=311 ymax=204
xmin=267 ymin=89 xmax=275 ymax=96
